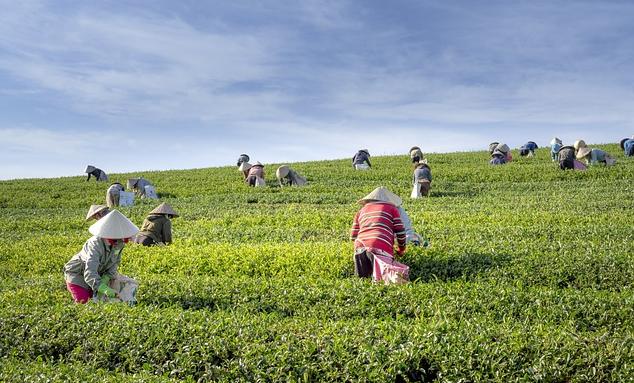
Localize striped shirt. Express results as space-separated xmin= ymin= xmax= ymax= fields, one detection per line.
xmin=350 ymin=202 xmax=406 ymax=255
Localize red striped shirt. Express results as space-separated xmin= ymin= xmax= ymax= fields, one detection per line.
xmin=350 ymin=202 xmax=406 ymax=255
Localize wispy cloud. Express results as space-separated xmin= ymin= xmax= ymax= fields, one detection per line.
xmin=0 ymin=1 xmax=633 ymax=179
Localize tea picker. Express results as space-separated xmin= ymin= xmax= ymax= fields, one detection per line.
xmin=557 ymin=145 xmax=586 ymax=170
xmin=409 ymin=146 xmax=424 ymax=163
xmin=106 ymin=182 xmax=125 ymax=207
xmin=550 ymin=137 xmax=562 ymax=161
xmin=620 ymin=137 xmax=634 ymax=157
xmin=411 ymin=159 xmax=432 ymax=198
xmin=519 ymin=141 xmax=538 ymax=157
xmin=85 ymin=165 xmax=108 ymax=182
xmin=576 ymin=146 xmax=616 ymax=166
xmin=350 ymin=187 xmax=408 ymax=282
xmin=490 ymin=149 xmax=507 ymax=165
xmin=133 ymin=203 xmax=179 ymax=246
xmin=352 ymin=149 xmax=371 ymax=170
xmin=64 ymin=210 xmax=139 ymax=304
xmin=245 ymin=161 xmax=266 ymax=187
xmin=127 ymin=177 xmax=157 ymax=199
xmin=276 ymin=165 xmax=307 ymax=186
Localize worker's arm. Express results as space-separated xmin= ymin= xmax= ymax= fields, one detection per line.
xmin=350 ymin=212 xmax=360 ymax=240
xmin=82 ymin=239 xmax=105 ymax=291
xmin=392 ymin=207 xmax=407 ymax=255
xmin=162 ymin=219 xmax=172 ymax=244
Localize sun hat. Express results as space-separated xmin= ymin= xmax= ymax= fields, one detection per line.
xmin=89 ymin=210 xmax=139 ymax=239
xmin=85 ymin=165 xmax=96 ymax=173
xmin=358 ymin=186 xmax=402 ymax=206
xmin=573 ymin=140 xmax=586 ymax=151
xmin=550 ymin=137 xmax=562 ymax=145
xmin=149 ymin=202 xmax=179 ymax=217
xmin=575 ymin=146 xmax=591 ymax=159
xmin=253 ymin=161 xmax=263 ymax=166
xmin=492 ymin=149 xmax=505 ymax=157
xmin=276 ymin=165 xmax=290 ymax=179
xmin=238 ymin=162 xmax=252 ymax=172
xmin=85 ymin=205 xmax=109 ymax=221
xmin=496 ymin=143 xmax=510 ymax=153
xmin=359 ymin=149 xmax=370 ymax=155
xmin=409 ymin=146 xmax=421 ymax=153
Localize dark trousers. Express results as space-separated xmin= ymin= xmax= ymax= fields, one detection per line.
xmin=133 ymin=235 xmax=155 ymax=247
xmin=354 ymin=250 xmax=374 ymax=278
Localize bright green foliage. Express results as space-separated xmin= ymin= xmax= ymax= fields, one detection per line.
xmin=0 ymin=145 xmax=633 ymax=382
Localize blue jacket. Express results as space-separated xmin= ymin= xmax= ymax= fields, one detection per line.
xmin=352 ymin=150 xmax=371 ymax=167
xmin=624 ymin=139 xmax=634 ymax=156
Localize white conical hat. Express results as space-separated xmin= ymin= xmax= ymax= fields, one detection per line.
xmin=149 ymin=202 xmax=179 ymax=217
xmin=253 ymin=161 xmax=263 ymax=166
xmin=496 ymin=143 xmax=510 ymax=153
xmin=576 ymin=146 xmax=591 ymax=159
xmin=358 ymin=186 xmax=402 ymax=206
xmin=239 ymin=162 xmax=252 ymax=172
xmin=85 ymin=205 xmax=109 ymax=221
xmin=550 ymin=137 xmax=562 ymax=145
xmin=276 ymin=165 xmax=290 ymax=179
xmin=573 ymin=139 xmax=586 ymax=150
xmin=89 ymin=209 xmax=139 ymax=239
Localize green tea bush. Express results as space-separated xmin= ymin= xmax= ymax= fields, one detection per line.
xmin=0 ymin=144 xmax=633 ymax=381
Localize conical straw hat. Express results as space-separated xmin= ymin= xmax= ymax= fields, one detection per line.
xmin=550 ymin=137 xmax=562 ymax=145
xmin=276 ymin=165 xmax=290 ymax=179
xmin=576 ymin=146 xmax=591 ymax=159
xmin=253 ymin=161 xmax=263 ymax=166
xmin=85 ymin=205 xmax=109 ymax=221
xmin=358 ymin=186 xmax=402 ymax=206
xmin=496 ymin=143 xmax=510 ymax=153
xmin=573 ymin=139 xmax=586 ymax=150
xmin=149 ymin=202 xmax=179 ymax=217
xmin=239 ymin=162 xmax=252 ymax=172
xmin=89 ymin=210 xmax=139 ymax=239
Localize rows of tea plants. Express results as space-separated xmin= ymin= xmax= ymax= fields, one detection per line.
xmin=1 ymin=144 xmax=633 ymax=381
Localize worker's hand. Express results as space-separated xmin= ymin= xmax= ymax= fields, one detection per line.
xmin=97 ymin=282 xmax=116 ymax=298
xmin=396 ymin=247 xmax=406 ymax=257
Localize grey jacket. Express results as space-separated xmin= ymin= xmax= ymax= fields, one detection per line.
xmin=106 ymin=183 xmax=124 ymax=208
xmin=63 ymin=236 xmax=124 ymax=291
xmin=281 ymin=169 xmax=308 ymax=186
xmin=413 ymin=165 xmax=432 ymax=184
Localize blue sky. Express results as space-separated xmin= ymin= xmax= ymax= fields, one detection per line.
xmin=1 ymin=0 xmax=633 ymax=179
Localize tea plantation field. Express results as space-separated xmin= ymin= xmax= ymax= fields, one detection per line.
xmin=1 ymin=144 xmax=633 ymax=382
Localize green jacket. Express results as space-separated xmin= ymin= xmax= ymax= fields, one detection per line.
xmin=139 ymin=214 xmax=172 ymax=244
xmin=63 ymin=236 xmax=124 ymax=291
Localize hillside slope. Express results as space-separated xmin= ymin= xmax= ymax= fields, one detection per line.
xmin=1 ymin=144 xmax=633 ymax=382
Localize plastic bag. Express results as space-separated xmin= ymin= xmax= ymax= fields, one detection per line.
xmin=119 ymin=191 xmax=135 ymax=206
xmin=373 ymin=254 xmax=409 ymax=285
xmin=355 ymin=163 xmax=370 ymax=171
xmin=144 ymin=185 xmax=158 ymax=199
xmin=93 ymin=274 xmax=138 ymax=306
xmin=410 ymin=183 xmax=421 ymax=199
xmin=255 ymin=177 xmax=266 ymax=187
